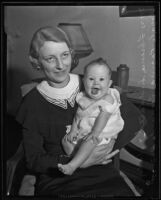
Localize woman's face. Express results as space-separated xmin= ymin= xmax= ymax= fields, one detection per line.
xmin=38 ymin=41 xmax=72 ymax=88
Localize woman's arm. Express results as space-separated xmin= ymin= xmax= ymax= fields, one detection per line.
xmin=113 ymin=93 xmax=143 ymax=150
xmin=22 ymin=127 xmax=60 ymax=173
xmin=80 ymin=138 xmax=119 ymax=168
xmin=16 ymin=91 xmax=62 ymax=174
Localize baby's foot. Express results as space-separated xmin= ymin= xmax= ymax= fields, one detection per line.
xmin=58 ymin=163 xmax=75 ymax=175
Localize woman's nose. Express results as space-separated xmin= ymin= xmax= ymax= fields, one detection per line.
xmin=56 ymin=58 xmax=64 ymax=70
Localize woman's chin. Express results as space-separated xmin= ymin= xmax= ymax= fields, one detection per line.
xmin=49 ymin=78 xmax=69 ymax=88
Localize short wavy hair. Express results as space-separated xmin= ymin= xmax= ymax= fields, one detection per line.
xmin=29 ymin=26 xmax=72 ymax=59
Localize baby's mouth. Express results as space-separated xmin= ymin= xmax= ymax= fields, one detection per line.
xmin=91 ymin=88 xmax=100 ymax=95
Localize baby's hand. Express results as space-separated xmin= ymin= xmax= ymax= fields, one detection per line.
xmin=67 ymin=132 xmax=78 ymax=143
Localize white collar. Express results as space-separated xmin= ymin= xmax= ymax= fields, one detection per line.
xmin=37 ymin=73 xmax=80 ymax=109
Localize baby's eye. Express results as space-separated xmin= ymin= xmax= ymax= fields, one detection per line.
xmin=100 ymin=78 xmax=105 ymax=81
xmin=89 ymin=77 xmax=94 ymax=81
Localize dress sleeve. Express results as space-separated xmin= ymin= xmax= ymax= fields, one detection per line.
xmin=76 ymin=92 xmax=88 ymax=109
xmin=113 ymin=93 xmax=143 ymax=150
xmin=16 ymin=96 xmax=60 ymax=174
xmin=76 ymin=92 xmax=84 ymax=103
xmin=99 ymin=101 xmax=116 ymax=113
xmin=100 ymin=89 xmax=121 ymax=113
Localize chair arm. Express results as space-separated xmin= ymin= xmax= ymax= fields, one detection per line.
xmin=124 ymin=142 xmax=154 ymax=163
xmin=7 ymin=142 xmax=24 ymax=195
xmin=113 ymin=152 xmax=120 ymax=170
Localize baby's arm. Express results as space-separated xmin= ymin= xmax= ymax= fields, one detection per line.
xmin=67 ymin=117 xmax=78 ymax=143
xmin=62 ymin=114 xmax=79 ymax=155
xmin=87 ymin=94 xmax=114 ymax=143
xmin=87 ymin=109 xmax=111 ymax=143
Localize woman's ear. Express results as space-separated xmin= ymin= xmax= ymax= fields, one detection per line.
xmin=70 ymin=49 xmax=79 ymax=71
xmin=108 ymin=80 xmax=113 ymax=87
xmin=29 ymin=56 xmax=41 ymax=70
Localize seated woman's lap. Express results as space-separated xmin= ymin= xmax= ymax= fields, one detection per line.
xmin=35 ymin=163 xmax=134 ymax=197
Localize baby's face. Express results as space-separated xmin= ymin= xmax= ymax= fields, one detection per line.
xmin=83 ymin=64 xmax=112 ymax=100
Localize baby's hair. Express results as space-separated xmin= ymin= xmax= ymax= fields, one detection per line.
xmin=84 ymin=57 xmax=112 ymax=77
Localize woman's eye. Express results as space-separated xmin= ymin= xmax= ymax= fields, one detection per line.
xmin=46 ymin=57 xmax=56 ymax=63
xmin=62 ymin=52 xmax=70 ymax=58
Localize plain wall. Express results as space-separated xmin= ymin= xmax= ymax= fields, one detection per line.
xmin=5 ymin=6 xmax=155 ymax=115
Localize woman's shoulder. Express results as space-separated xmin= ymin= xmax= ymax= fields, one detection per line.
xmin=16 ymin=88 xmax=42 ymax=123
xmin=20 ymin=87 xmax=45 ymax=112
xmin=16 ymin=86 xmax=55 ymax=123
xmin=22 ymin=87 xmax=40 ymax=102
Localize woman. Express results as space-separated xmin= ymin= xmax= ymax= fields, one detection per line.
xmin=16 ymin=26 xmax=142 ymax=197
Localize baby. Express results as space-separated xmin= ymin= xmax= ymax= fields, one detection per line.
xmin=58 ymin=57 xmax=124 ymax=175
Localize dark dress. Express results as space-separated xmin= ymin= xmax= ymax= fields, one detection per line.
xmin=16 ymin=78 xmax=142 ymax=197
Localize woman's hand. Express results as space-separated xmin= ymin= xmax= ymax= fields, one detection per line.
xmin=80 ymin=138 xmax=119 ymax=168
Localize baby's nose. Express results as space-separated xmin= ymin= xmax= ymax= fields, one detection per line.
xmin=93 ymin=80 xmax=99 ymax=85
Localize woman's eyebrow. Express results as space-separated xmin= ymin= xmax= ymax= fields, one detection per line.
xmin=62 ymin=51 xmax=70 ymax=53
xmin=43 ymin=55 xmax=56 ymax=58
xmin=43 ymin=51 xmax=70 ymax=58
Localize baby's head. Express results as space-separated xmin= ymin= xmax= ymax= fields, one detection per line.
xmin=83 ymin=58 xmax=112 ymax=100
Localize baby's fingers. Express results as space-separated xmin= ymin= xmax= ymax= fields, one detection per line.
xmin=67 ymin=136 xmax=72 ymax=143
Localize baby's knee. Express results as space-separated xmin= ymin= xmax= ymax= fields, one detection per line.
xmin=62 ymin=136 xmax=66 ymax=144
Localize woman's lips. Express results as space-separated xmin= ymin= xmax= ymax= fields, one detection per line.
xmin=55 ymin=70 xmax=66 ymax=76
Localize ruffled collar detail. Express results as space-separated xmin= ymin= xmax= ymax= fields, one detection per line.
xmin=37 ymin=74 xmax=80 ymax=109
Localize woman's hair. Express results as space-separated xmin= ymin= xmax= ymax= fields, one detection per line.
xmin=29 ymin=26 xmax=72 ymax=59
xmin=84 ymin=57 xmax=112 ymax=77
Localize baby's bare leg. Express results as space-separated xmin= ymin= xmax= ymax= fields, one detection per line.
xmin=58 ymin=163 xmax=75 ymax=175
xmin=62 ymin=136 xmax=75 ymax=155
xmin=58 ymin=136 xmax=98 ymax=175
